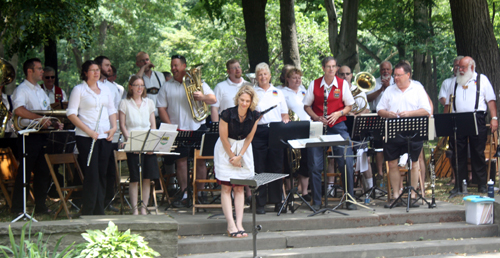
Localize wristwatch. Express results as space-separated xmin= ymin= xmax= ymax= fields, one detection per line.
xmin=492 ymin=117 xmax=498 ymax=120
xmin=340 ymin=111 xmax=344 ymax=116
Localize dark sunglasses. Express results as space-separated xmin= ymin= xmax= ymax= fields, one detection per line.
xmin=44 ymin=76 xmax=55 ymax=79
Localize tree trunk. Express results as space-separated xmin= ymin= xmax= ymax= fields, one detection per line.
xmin=324 ymin=0 xmax=338 ymax=60
xmin=44 ymin=38 xmax=59 ymax=86
xmin=242 ymin=0 xmax=269 ymax=72
xmin=280 ymin=0 xmax=300 ymax=69
xmin=98 ymin=19 xmax=108 ymax=54
xmin=450 ymin=0 xmax=500 ymax=113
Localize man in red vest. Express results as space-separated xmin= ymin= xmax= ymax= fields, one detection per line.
xmin=40 ymin=66 xmax=67 ymax=105
xmin=303 ymin=56 xmax=356 ymax=210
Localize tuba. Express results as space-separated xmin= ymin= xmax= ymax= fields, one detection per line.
xmin=183 ymin=64 xmax=209 ymax=122
xmin=351 ymin=72 xmax=376 ymax=115
xmin=0 ymin=58 xmax=16 ymax=138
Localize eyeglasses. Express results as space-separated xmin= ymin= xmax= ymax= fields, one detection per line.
xmin=229 ymin=66 xmax=241 ymax=70
xmin=131 ymin=84 xmax=145 ymax=87
xmin=88 ymin=69 xmax=100 ymax=73
xmin=44 ymin=76 xmax=55 ymax=79
xmin=393 ymin=73 xmax=408 ymax=78
xmin=338 ymin=73 xmax=351 ymax=76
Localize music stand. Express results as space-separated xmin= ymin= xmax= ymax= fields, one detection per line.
xmin=123 ymin=129 xmax=178 ymax=213
xmin=268 ymin=121 xmax=312 ymax=215
xmin=385 ymin=116 xmax=432 ymax=212
xmin=351 ymin=114 xmax=388 ymax=199
xmin=231 ymin=173 xmax=287 ymax=258
xmin=433 ymin=112 xmax=477 ymax=198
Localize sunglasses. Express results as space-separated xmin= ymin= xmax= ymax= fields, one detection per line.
xmin=338 ymin=73 xmax=351 ymax=76
xmin=44 ymin=76 xmax=55 ymax=79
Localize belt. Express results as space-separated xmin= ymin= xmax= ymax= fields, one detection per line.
xmin=146 ymin=87 xmax=160 ymax=95
xmin=257 ymin=124 xmax=269 ymax=128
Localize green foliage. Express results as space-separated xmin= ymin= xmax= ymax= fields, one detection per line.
xmin=0 ymin=219 xmax=76 ymax=258
xmin=74 ymin=221 xmax=159 ymax=258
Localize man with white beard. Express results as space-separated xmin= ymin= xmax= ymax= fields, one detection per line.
xmin=438 ymin=56 xmax=463 ymax=110
xmin=445 ymin=56 xmax=497 ymax=193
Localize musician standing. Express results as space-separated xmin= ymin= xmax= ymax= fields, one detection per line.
xmin=303 ymin=57 xmax=356 ymax=211
xmin=211 ymin=59 xmax=247 ymax=122
xmin=377 ymin=61 xmax=431 ymax=208
xmin=40 ymin=66 xmax=67 ymax=104
xmin=438 ymin=56 xmax=463 ymax=109
xmin=445 ymin=56 xmax=497 ymax=193
xmin=253 ymin=62 xmax=289 ymax=214
xmin=157 ymin=55 xmax=216 ymax=207
xmin=11 ymin=58 xmax=63 ymax=215
xmin=67 ymin=60 xmax=117 ymax=215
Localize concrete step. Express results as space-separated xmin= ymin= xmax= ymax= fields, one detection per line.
xmin=178 ymin=222 xmax=498 ymax=255
xmin=181 ymin=237 xmax=500 ymax=257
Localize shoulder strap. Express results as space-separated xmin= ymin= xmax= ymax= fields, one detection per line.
xmin=475 ymin=74 xmax=481 ymax=111
xmin=453 ymin=81 xmax=458 ymax=112
xmin=153 ymin=71 xmax=162 ymax=88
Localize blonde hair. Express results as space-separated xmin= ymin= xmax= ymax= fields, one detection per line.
xmin=234 ymin=84 xmax=259 ymax=111
xmin=285 ymin=67 xmax=303 ymax=87
xmin=126 ymin=76 xmax=146 ymax=99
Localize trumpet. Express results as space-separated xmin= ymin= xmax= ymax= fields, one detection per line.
xmin=351 ymin=72 xmax=376 ymax=114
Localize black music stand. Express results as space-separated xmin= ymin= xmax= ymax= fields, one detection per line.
xmin=433 ymin=112 xmax=477 ymax=199
xmin=351 ymin=115 xmax=388 ymax=200
xmin=268 ymin=121 xmax=312 ymax=215
xmin=231 ymin=173 xmax=288 ymax=258
xmin=385 ymin=116 xmax=432 ymax=212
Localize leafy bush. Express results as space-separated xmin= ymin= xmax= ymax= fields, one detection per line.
xmin=75 ymin=221 xmax=160 ymax=258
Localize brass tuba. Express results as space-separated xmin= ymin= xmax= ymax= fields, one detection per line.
xmin=351 ymin=72 xmax=376 ymax=115
xmin=0 ymin=58 xmax=16 ymax=138
xmin=183 ymin=64 xmax=209 ymax=122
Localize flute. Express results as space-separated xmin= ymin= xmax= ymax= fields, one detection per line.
xmin=87 ymin=106 xmax=103 ymax=166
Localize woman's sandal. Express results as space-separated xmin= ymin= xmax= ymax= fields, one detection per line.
xmin=227 ymin=230 xmax=242 ymax=238
xmin=238 ymin=230 xmax=248 ymax=238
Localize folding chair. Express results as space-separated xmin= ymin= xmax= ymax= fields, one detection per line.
xmin=44 ymin=153 xmax=84 ymax=219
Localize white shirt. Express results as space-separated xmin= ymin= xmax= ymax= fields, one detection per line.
xmin=376 ymin=80 xmax=431 ymax=115
xmin=254 ymin=84 xmax=288 ymax=125
xmin=12 ymin=80 xmax=51 ymax=112
xmin=303 ymin=77 xmax=355 ymax=107
xmin=102 ymin=79 xmax=124 ymax=110
xmin=119 ymin=98 xmax=155 ymax=132
xmin=132 ymin=71 xmax=166 ymax=117
xmin=66 ymin=81 xmax=117 ymax=138
xmin=156 ymin=79 xmax=214 ymax=130
xmin=212 ymin=78 xmax=247 ymax=113
xmin=40 ymin=84 xmax=68 ymax=104
xmin=282 ymin=85 xmax=310 ymax=121
xmin=2 ymin=93 xmax=13 ymax=134
xmin=367 ymin=76 xmax=394 ymax=109
xmin=438 ymin=77 xmax=454 ymax=101
xmin=445 ymin=72 xmax=496 ymax=113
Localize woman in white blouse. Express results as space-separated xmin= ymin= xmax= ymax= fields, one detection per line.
xmin=67 ymin=60 xmax=117 ymax=215
xmin=119 ymin=75 xmax=158 ymax=215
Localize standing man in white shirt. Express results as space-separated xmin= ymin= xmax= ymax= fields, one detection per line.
xmin=211 ymin=59 xmax=247 ymax=122
xmin=11 ymin=58 xmax=63 ymax=215
xmin=445 ymin=56 xmax=497 ymax=194
xmin=157 ymin=55 xmax=216 ymax=207
xmin=438 ymin=56 xmax=464 ymax=110
xmin=377 ymin=61 xmax=431 ymax=208
xmin=40 ymin=66 xmax=67 ymax=105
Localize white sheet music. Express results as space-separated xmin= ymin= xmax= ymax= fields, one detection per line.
xmin=123 ymin=129 xmax=178 ymax=153
xmin=159 ymin=123 xmax=178 ymax=131
xmin=319 ymin=134 xmax=345 ymax=142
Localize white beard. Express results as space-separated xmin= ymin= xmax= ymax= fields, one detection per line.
xmin=456 ymin=69 xmax=473 ymax=86
xmin=381 ymin=75 xmax=391 ymax=80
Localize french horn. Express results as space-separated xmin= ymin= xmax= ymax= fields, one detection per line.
xmin=351 ymin=72 xmax=376 ymax=115
xmin=183 ymin=64 xmax=209 ymax=122
xmin=0 ymin=58 xmax=15 ymax=138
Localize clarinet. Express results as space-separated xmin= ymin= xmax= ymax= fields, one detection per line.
xmin=429 ymin=148 xmax=437 ymax=208
xmin=323 ymin=88 xmax=328 ymax=134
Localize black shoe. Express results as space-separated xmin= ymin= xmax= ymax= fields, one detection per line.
xmin=172 ymin=198 xmax=189 ymax=208
xmin=478 ymin=185 xmax=487 ymax=193
xmin=197 ymin=194 xmax=208 ymax=204
xmin=384 ymin=199 xmax=401 ymax=209
xmin=311 ymin=204 xmax=321 ymax=211
xmin=245 ymin=196 xmax=252 ymax=206
xmin=449 ymin=187 xmax=460 ymax=194
xmin=256 ymin=206 xmax=266 ymax=214
xmin=346 ymin=203 xmax=357 ymax=210
xmin=302 ymin=194 xmax=312 ymax=202
xmin=107 ymin=204 xmax=119 ymax=212
xmin=274 ymin=203 xmax=287 ymax=213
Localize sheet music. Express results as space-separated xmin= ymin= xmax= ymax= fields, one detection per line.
xmin=123 ymin=129 xmax=178 ymax=152
xmin=289 ymin=138 xmax=321 ymax=148
xmin=309 ymin=121 xmax=323 ymax=138
xmin=159 ymin=123 xmax=178 ymax=131
xmin=319 ymin=134 xmax=344 ymax=142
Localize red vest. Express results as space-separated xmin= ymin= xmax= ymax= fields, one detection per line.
xmin=41 ymin=84 xmax=63 ymax=103
xmin=312 ymin=76 xmax=346 ymax=127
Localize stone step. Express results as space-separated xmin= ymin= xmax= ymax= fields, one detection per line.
xmin=178 ymin=222 xmax=498 ymax=255
xmin=181 ymin=237 xmax=500 ymax=258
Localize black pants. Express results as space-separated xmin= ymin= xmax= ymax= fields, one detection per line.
xmin=253 ymin=125 xmax=284 ymax=207
xmin=454 ymin=112 xmax=488 ymax=188
xmin=104 ymin=142 xmax=118 ymax=205
xmin=76 ymin=136 xmax=112 ymax=215
xmin=11 ymin=134 xmax=51 ymax=212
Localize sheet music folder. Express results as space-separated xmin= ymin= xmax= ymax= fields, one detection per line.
xmin=122 ymin=129 xmax=179 ymax=154
xmin=288 ymin=134 xmax=349 ymax=149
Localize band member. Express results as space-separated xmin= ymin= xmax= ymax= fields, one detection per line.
xmin=119 ymin=76 xmax=159 ymax=215
xmin=281 ymin=67 xmax=310 ymax=200
xmin=303 ymin=57 xmax=356 ymax=211
xmin=135 ymin=51 xmax=166 ymax=121
xmin=11 ymin=58 xmax=63 ymax=215
xmin=40 ymin=66 xmax=67 ymax=104
xmin=377 ymin=61 xmax=431 ymax=208
xmin=253 ymin=62 xmax=289 ymax=214
xmin=438 ymin=56 xmax=463 ymax=109
xmin=157 ymin=55 xmax=216 ymax=207
xmin=67 ymin=60 xmax=117 ymax=215
xmin=214 ymin=85 xmax=259 ymax=238
xmin=276 ymin=64 xmax=294 ymax=89
xmin=211 ymin=59 xmax=247 ymax=122
xmin=445 ymin=56 xmax=497 ymax=193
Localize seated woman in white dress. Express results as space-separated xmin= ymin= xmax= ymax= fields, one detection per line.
xmin=119 ymin=75 xmax=159 ymax=215
xmin=214 ymin=85 xmax=260 ymax=238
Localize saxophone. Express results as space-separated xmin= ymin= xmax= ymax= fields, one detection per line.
xmin=0 ymin=58 xmax=16 ymax=138
xmin=183 ymin=64 xmax=209 ymax=122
